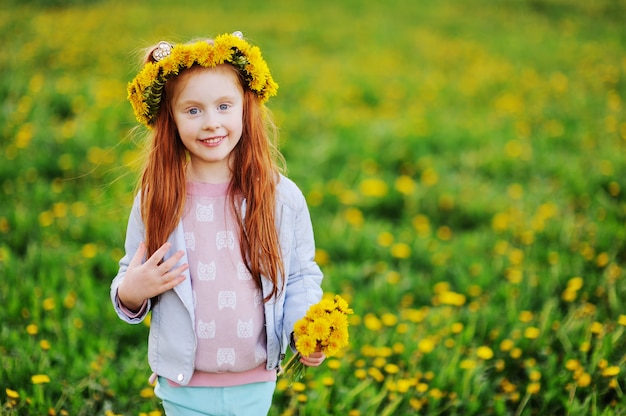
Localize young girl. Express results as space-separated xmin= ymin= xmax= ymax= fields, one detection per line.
xmin=110 ymin=32 xmax=325 ymax=415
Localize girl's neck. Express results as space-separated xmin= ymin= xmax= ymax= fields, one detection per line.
xmin=186 ymin=162 xmax=232 ymax=184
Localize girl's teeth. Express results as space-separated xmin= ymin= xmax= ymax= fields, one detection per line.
xmin=203 ymin=137 xmax=222 ymax=144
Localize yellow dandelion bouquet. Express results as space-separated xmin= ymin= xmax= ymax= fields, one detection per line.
xmin=280 ymin=295 xmax=353 ymax=381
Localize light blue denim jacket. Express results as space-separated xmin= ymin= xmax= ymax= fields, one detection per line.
xmin=110 ymin=175 xmax=323 ymax=386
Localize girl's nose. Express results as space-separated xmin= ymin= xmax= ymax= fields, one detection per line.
xmin=202 ymin=112 xmax=220 ymax=130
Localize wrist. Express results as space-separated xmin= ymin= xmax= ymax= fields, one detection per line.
xmin=117 ymin=286 xmax=144 ymax=313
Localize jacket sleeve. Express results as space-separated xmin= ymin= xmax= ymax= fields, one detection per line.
xmin=110 ymin=193 xmax=152 ymax=324
xmin=282 ymin=186 xmax=324 ymax=344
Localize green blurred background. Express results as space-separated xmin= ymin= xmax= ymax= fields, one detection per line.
xmin=1 ymin=0 xmax=625 ymax=414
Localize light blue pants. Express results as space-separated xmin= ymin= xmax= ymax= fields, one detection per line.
xmin=155 ymin=377 xmax=276 ymax=416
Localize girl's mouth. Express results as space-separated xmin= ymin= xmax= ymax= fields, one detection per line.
xmin=200 ymin=136 xmax=225 ymax=145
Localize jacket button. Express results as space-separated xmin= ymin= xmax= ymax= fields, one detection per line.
xmin=177 ymin=373 xmax=184 ymax=382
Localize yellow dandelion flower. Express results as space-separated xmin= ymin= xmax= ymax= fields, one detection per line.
xmin=451 ymin=322 xmax=464 ymax=333
xmin=429 ymin=388 xmax=444 ymax=399
xmin=384 ymin=363 xmax=400 ymax=374
xmin=377 ymin=231 xmax=394 ymax=247
xmin=590 ymin=321 xmax=604 ymax=334
xmin=397 ymin=379 xmax=413 ymax=393
xmin=82 ymin=243 xmax=98 ymax=259
xmin=307 ymin=303 xmax=325 ymax=319
xmin=565 ymin=359 xmax=580 ymax=371
xmin=43 ymin=298 xmax=55 ymax=311
xmin=368 ymin=367 xmax=385 ymax=383
xmin=319 ymin=299 xmax=336 ymax=312
xmin=295 ymin=335 xmax=317 ymax=357
xmin=527 ymin=382 xmax=540 ymax=394
xmin=355 ymin=369 xmax=367 ymax=380
xmin=524 ymin=327 xmax=540 ymax=339
xmin=381 ymin=313 xmax=398 ymax=327
xmin=460 ymin=359 xmax=477 ymax=370
xmin=386 ymin=270 xmax=401 ymax=284
xmin=6 ymin=388 xmax=19 ymax=399
xmin=294 ymin=319 xmax=309 ymax=337
xmin=477 ymin=346 xmax=494 ymax=360
xmin=567 ymin=276 xmax=583 ymax=290
xmin=63 ymin=291 xmax=77 ymax=309
xmin=518 ymin=310 xmax=534 ymax=323
xmin=577 ymin=373 xmax=591 ymax=387
xmin=421 ymin=168 xmax=439 ymax=186
xmin=327 ymin=359 xmax=341 ymax=370
xmin=413 ymin=214 xmax=431 ymax=237
xmin=510 ymin=348 xmax=522 ymax=359
xmin=328 ymin=310 xmax=349 ymax=330
xmin=309 ymin=319 xmax=331 ymax=341
xmin=31 ymin=374 xmax=50 ymax=384
xmin=334 ymin=295 xmax=353 ymax=314
xmin=418 ymin=338 xmax=435 ymax=354
xmin=390 ymin=242 xmax=411 ymax=259
xmin=359 ymin=178 xmax=388 ymax=197
xmin=26 ymin=324 xmax=38 ymax=335
xmin=364 ymin=314 xmax=382 ymax=331
xmin=500 ymin=339 xmax=514 ymax=352
xmin=618 ymin=315 xmax=626 ymax=326
xmin=602 ymin=366 xmax=620 ymax=377
xmin=292 ymin=381 xmax=306 ymax=392
xmin=139 ymin=387 xmax=154 ymax=398
xmin=395 ymin=175 xmax=416 ymax=195
xmin=562 ymin=288 xmax=577 ymax=302
xmin=321 ymin=376 xmax=335 ymax=387
xmin=438 ymin=291 xmax=466 ymax=307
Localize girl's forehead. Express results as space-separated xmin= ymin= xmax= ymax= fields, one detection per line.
xmin=173 ymin=66 xmax=243 ymax=99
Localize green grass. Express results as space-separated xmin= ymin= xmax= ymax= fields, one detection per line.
xmin=1 ymin=0 xmax=625 ymax=414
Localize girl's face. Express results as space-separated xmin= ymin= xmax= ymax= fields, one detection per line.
xmin=171 ymin=66 xmax=244 ymax=183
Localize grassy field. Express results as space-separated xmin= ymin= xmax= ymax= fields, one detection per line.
xmin=1 ymin=0 xmax=625 ymax=414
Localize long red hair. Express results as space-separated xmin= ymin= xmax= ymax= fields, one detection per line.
xmin=139 ymin=63 xmax=285 ymax=301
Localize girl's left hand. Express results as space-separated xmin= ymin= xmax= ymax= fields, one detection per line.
xmin=300 ymin=351 xmax=326 ymax=367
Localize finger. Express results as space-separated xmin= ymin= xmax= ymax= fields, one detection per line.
xmin=300 ymin=356 xmax=324 ymax=367
xmin=146 ymin=242 xmax=171 ymax=265
xmin=128 ymin=242 xmax=147 ymax=268
xmin=162 ymin=263 xmax=189 ymax=283
xmin=159 ymin=250 xmax=186 ymax=272
xmin=164 ymin=274 xmax=186 ymax=291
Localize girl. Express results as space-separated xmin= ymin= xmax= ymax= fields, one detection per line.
xmin=110 ymin=32 xmax=325 ymax=415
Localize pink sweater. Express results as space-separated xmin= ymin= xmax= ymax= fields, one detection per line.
xmin=180 ymin=181 xmax=275 ymax=387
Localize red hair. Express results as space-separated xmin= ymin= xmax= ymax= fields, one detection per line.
xmin=139 ymin=63 xmax=285 ymax=301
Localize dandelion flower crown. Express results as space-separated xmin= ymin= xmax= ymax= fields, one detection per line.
xmin=127 ymin=31 xmax=278 ymax=127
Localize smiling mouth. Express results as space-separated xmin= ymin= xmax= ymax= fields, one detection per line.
xmin=200 ymin=136 xmax=225 ymax=145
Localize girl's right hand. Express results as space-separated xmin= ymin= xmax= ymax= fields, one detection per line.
xmin=117 ymin=242 xmax=188 ymax=312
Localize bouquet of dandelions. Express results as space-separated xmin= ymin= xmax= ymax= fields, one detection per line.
xmin=280 ymin=295 xmax=353 ymax=382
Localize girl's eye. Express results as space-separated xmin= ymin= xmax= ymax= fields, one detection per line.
xmin=218 ymin=104 xmax=230 ymax=111
xmin=188 ymin=108 xmax=200 ymax=115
